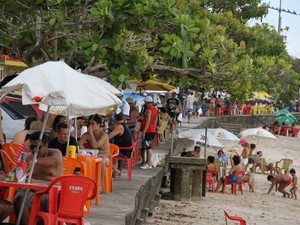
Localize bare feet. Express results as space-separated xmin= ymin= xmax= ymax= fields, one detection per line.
xmin=113 ymin=170 xmax=121 ymax=178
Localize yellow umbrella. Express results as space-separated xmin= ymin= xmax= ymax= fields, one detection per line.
xmin=128 ymin=78 xmax=175 ymax=91
xmin=259 ymin=91 xmax=272 ymax=99
xmin=252 ymin=91 xmax=266 ymax=100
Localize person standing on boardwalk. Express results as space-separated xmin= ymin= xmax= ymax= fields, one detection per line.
xmin=140 ymin=96 xmax=158 ymax=170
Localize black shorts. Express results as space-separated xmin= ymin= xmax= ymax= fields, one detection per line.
xmin=14 ymin=189 xmax=48 ymax=213
xmin=141 ymin=132 xmax=156 ymax=150
xmin=168 ymin=112 xmax=178 ymax=120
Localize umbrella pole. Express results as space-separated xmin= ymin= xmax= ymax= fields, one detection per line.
xmin=66 ymin=119 xmax=72 ymax=157
xmin=204 ymin=128 xmax=207 ymax=159
xmin=16 ymin=105 xmax=51 ymax=225
xmin=170 ymin=127 xmax=174 ymax=156
xmin=66 ymin=108 xmax=71 ymax=156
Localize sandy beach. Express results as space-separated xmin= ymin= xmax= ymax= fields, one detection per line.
xmin=146 ymin=135 xmax=300 ymax=225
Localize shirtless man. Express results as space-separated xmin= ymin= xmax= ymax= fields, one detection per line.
xmin=14 ymin=131 xmax=63 ymax=225
xmin=78 ymin=114 xmax=110 ymax=185
xmin=267 ymin=174 xmax=292 ymax=197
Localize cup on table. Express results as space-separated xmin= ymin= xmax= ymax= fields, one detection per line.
xmin=6 ymin=172 xmax=15 ymax=182
xmin=68 ymin=145 xmax=76 ymax=158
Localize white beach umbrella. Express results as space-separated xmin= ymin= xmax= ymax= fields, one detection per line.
xmin=0 ymin=61 xmax=121 ymax=118
xmin=238 ymin=127 xmax=277 ymax=140
xmin=208 ymin=127 xmax=240 ymax=141
xmin=179 ymin=129 xmax=224 ymax=148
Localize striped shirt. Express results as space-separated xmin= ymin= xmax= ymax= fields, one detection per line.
xmin=14 ymin=142 xmax=30 ymax=163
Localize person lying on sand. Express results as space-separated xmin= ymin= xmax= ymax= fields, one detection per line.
xmin=267 ymin=174 xmax=292 ymax=197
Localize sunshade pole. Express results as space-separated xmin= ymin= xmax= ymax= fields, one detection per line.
xmin=66 ymin=108 xmax=71 ymax=156
xmin=16 ymin=105 xmax=51 ymax=225
xmin=204 ymin=127 xmax=207 ymax=159
xmin=170 ymin=128 xmax=174 ymax=156
xmin=74 ymin=117 xmax=78 ymax=141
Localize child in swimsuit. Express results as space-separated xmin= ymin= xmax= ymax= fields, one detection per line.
xmin=289 ymin=168 xmax=298 ymax=200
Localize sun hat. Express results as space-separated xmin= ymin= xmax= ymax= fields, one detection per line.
xmin=144 ymin=96 xmax=153 ymax=103
xmin=239 ymin=138 xmax=248 ymax=145
xmin=28 ymin=121 xmax=47 ymax=134
xmin=126 ymin=97 xmax=135 ymax=104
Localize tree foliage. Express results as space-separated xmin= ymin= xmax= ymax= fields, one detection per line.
xmin=0 ymin=0 xmax=299 ymax=103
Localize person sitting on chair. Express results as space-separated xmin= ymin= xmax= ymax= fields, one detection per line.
xmin=14 ymin=131 xmax=63 ymax=225
xmin=207 ymin=156 xmax=216 ymax=170
xmin=78 ymin=114 xmax=110 ymax=185
xmin=108 ymin=113 xmax=133 ymax=178
xmin=48 ymin=122 xmax=78 ymax=156
xmin=254 ymin=151 xmax=275 ymax=174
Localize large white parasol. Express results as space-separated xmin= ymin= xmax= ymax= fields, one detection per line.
xmin=0 ymin=61 xmax=121 ymax=118
xmin=179 ymin=128 xmax=224 ymax=148
xmin=208 ymin=127 xmax=240 ymax=142
xmin=238 ymin=127 xmax=277 ymax=140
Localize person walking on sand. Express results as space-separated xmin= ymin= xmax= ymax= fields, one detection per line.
xmin=267 ymin=174 xmax=292 ymax=197
xmin=289 ymin=168 xmax=298 ymax=199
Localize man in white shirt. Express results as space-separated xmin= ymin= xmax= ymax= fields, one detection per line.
xmin=186 ymin=92 xmax=197 ymax=123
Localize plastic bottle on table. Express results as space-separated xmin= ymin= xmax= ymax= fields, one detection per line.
xmin=15 ymin=152 xmax=27 ymax=182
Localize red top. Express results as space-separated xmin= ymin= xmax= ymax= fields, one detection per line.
xmin=142 ymin=107 xmax=158 ymax=133
xmin=14 ymin=142 xmax=30 ymax=164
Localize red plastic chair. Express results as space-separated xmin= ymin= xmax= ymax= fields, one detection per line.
xmin=132 ymin=138 xmax=140 ymax=166
xmin=280 ymin=127 xmax=288 ymax=136
xmin=290 ymin=127 xmax=300 ymax=137
xmin=0 ymin=150 xmax=16 ymax=173
xmin=206 ymin=169 xmax=217 ymax=192
xmin=29 ymin=175 xmax=96 ymax=225
xmin=224 ymin=210 xmax=246 ymax=225
xmin=114 ymin=140 xmax=137 ymax=181
xmin=2 ymin=143 xmax=18 ymax=160
xmin=222 ymin=170 xmax=245 ymax=195
xmin=103 ymin=144 xmax=120 ymax=193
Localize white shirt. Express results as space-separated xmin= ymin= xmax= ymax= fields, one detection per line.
xmin=186 ymin=94 xmax=197 ymax=109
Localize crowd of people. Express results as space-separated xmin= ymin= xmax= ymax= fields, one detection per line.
xmin=180 ymin=138 xmax=297 ymax=199
xmin=0 ymin=88 xmax=299 ymax=223
xmin=0 ymin=89 xmax=187 ymax=223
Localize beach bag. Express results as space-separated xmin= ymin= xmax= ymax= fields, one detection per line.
xmin=151 ymin=152 xmax=160 ymax=167
xmin=177 ymin=113 xmax=182 ymax=122
xmin=198 ymin=108 xmax=202 ymax=115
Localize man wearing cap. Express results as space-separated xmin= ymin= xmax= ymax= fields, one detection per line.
xmin=140 ymin=96 xmax=158 ymax=169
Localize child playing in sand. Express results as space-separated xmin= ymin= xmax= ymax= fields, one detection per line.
xmin=289 ymin=168 xmax=298 ymax=200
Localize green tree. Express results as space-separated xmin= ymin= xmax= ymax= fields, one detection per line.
xmin=0 ymin=0 xmax=298 ymax=103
